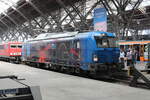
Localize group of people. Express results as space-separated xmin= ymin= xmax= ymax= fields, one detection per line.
xmin=119 ymin=48 xmax=139 ymax=67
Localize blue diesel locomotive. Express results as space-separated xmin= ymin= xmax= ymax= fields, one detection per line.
xmin=22 ymin=31 xmax=121 ymax=75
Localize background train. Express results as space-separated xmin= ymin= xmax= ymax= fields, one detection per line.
xmin=119 ymin=40 xmax=150 ymax=71
xmin=0 ymin=42 xmax=22 ymax=63
xmin=21 ymin=31 xmax=122 ymax=75
xmin=119 ymin=40 xmax=150 ymax=61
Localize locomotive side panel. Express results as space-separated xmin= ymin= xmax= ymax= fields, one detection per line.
xmin=23 ymin=38 xmax=81 ymax=66
xmin=56 ymin=40 xmax=80 ymax=66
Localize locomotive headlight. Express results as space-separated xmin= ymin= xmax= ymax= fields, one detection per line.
xmin=93 ymin=55 xmax=98 ymax=62
xmin=10 ymin=53 xmax=13 ymax=55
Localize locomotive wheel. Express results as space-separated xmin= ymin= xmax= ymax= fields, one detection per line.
xmin=55 ymin=65 xmax=61 ymax=71
xmin=50 ymin=64 xmax=57 ymax=71
xmin=75 ymin=67 xmax=81 ymax=74
xmin=70 ymin=67 xmax=75 ymax=74
xmin=44 ymin=64 xmax=49 ymax=69
xmin=9 ymin=60 xmax=14 ymax=63
xmin=6 ymin=58 xmax=9 ymax=62
xmin=66 ymin=67 xmax=75 ymax=74
xmin=47 ymin=64 xmax=52 ymax=70
xmin=40 ymin=63 xmax=46 ymax=68
xmin=60 ymin=66 xmax=65 ymax=72
xmin=89 ymin=70 xmax=97 ymax=79
xmin=40 ymin=63 xmax=47 ymax=69
xmin=36 ymin=63 xmax=40 ymax=68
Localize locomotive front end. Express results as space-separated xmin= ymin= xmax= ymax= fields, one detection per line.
xmin=94 ymin=33 xmax=119 ymax=63
xmin=89 ymin=32 xmax=121 ymax=75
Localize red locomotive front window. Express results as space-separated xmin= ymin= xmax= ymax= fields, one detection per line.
xmin=18 ymin=45 xmax=22 ymax=48
xmin=10 ymin=45 xmax=17 ymax=48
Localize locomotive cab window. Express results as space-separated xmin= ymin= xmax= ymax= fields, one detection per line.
xmin=18 ymin=45 xmax=22 ymax=48
xmin=95 ymin=36 xmax=109 ymax=48
xmin=10 ymin=45 xmax=17 ymax=48
xmin=95 ymin=36 xmax=117 ymax=48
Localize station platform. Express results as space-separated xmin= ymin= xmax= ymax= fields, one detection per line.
xmin=0 ymin=61 xmax=150 ymax=100
xmin=124 ymin=61 xmax=149 ymax=71
xmin=0 ymin=76 xmax=42 ymax=100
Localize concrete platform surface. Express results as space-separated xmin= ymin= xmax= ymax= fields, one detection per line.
xmin=0 ymin=61 xmax=150 ymax=100
xmin=0 ymin=78 xmax=26 ymax=89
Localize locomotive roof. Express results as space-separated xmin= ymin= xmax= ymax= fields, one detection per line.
xmin=0 ymin=41 xmax=22 ymax=44
xmin=35 ymin=31 xmax=78 ymax=39
xmin=27 ymin=31 xmax=115 ymax=42
xmin=77 ymin=31 xmax=115 ymax=37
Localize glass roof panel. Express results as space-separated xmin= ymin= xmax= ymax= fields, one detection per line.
xmin=0 ymin=0 xmax=19 ymax=13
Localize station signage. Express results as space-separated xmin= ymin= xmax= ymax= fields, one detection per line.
xmin=93 ymin=8 xmax=107 ymax=32
xmin=0 ymin=88 xmax=18 ymax=94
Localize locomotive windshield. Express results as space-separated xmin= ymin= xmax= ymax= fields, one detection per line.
xmin=18 ymin=45 xmax=22 ymax=48
xmin=10 ymin=44 xmax=22 ymax=48
xmin=10 ymin=45 xmax=17 ymax=48
xmin=95 ymin=36 xmax=117 ymax=48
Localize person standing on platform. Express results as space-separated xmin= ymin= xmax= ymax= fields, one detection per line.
xmin=126 ymin=49 xmax=134 ymax=76
xmin=126 ymin=50 xmax=133 ymax=66
xmin=119 ymin=49 xmax=125 ymax=64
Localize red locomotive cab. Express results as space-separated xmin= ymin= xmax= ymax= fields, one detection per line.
xmin=0 ymin=42 xmax=22 ymax=63
xmin=8 ymin=42 xmax=22 ymax=57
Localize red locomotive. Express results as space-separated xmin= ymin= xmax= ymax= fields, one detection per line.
xmin=0 ymin=42 xmax=22 ymax=63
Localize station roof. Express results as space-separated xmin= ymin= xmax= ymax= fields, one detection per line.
xmin=0 ymin=0 xmax=150 ymax=33
xmin=127 ymin=5 xmax=150 ymax=30
xmin=0 ymin=0 xmax=80 ymax=32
